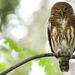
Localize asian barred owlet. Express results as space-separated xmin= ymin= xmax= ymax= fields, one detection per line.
xmin=47 ymin=2 xmax=75 ymax=72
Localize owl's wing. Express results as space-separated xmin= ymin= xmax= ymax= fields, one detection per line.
xmin=73 ymin=17 xmax=75 ymax=52
xmin=47 ymin=22 xmax=54 ymax=53
xmin=70 ymin=16 xmax=75 ymax=52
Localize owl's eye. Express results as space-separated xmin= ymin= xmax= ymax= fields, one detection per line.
xmin=64 ymin=8 xmax=68 ymax=11
xmin=56 ymin=8 xmax=59 ymax=11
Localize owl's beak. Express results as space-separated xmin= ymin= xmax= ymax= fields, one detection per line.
xmin=61 ymin=11 xmax=63 ymax=17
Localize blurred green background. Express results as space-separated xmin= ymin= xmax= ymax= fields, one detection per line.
xmin=0 ymin=0 xmax=74 ymax=75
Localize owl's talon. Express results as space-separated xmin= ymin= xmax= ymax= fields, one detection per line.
xmin=66 ymin=52 xmax=72 ymax=59
xmin=56 ymin=50 xmax=62 ymax=58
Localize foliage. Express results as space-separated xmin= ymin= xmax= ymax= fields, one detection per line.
xmin=0 ymin=0 xmax=63 ymax=75
xmin=0 ymin=38 xmax=62 ymax=75
xmin=0 ymin=0 xmax=19 ymax=31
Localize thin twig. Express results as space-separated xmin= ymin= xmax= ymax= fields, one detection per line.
xmin=0 ymin=53 xmax=75 ymax=75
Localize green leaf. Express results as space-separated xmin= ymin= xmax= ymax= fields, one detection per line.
xmin=39 ymin=58 xmax=62 ymax=75
xmin=4 ymin=39 xmax=20 ymax=52
xmin=0 ymin=63 xmax=10 ymax=72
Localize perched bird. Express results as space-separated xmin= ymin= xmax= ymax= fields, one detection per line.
xmin=47 ymin=2 xmax=75 ymax=72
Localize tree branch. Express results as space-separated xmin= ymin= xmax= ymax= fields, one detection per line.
xmin=0 ymin=53 xmax=75 ymax=75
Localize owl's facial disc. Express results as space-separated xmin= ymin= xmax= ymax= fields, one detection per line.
xmin=51 ymin=2 xmax=74 ymax=17
xmin=55 ymin=8 xmax=64 ymax=17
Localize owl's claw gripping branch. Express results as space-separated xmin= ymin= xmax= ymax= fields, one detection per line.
xmin=56 ymin=51 xmax=72 ymax=59
xmin=56 ymin=51 xmax=62 ymax=58
xmin=66 ymin=51 xmax=72 ymax=59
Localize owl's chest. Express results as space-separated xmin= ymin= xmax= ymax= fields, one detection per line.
xmin=51 ymin=18 xmax=68 ymax=35
xmin=51 ymin=18 xmax=74 ymax=52
xmin=56 ymin=18 xmax=68 ymax=29
xmin=51 ymin=18 xmax=68 ymax=38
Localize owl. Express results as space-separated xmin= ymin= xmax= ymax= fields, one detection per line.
xmin=47 ymin=2 xmax=75 ymax=72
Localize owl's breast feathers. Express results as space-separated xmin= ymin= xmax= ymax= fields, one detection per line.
xmin=48 ymin=16 xmax=75 ymax=53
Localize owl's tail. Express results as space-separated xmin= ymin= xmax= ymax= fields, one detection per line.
xmin=59 ymin=58 xmax=69 ymax=72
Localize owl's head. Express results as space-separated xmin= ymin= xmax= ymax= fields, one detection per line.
xmin=51 ymin=2 xmax=74 ymax=17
